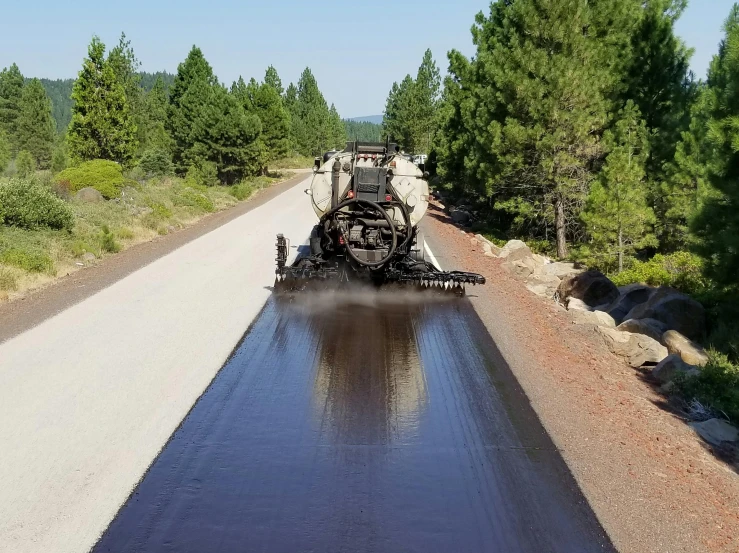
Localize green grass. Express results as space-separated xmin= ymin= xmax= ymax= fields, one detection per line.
xmin=675 ymin=350 xmax=739 ymax=423
xmin=0 ymin=173 xmax=282 ymax=295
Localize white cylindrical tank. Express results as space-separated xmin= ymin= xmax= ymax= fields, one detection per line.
xmin=308 ymin=152 xmax=430 ymax=227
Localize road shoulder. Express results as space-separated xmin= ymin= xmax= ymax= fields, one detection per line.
xmin=422 ymin=209 xmax=739 ymax=553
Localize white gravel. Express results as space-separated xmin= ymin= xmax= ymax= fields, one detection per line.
xmin=0 ymin=178 xmax=316 ymax=553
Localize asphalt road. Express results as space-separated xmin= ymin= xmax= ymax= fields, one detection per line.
xmin=1 ymin=175 xmax=615 ymax=553
xmin=93 ymin=293 xmax=614 ymax=553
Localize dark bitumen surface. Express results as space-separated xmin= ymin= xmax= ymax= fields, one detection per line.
xmin=93 ymin=291 xmax=615 ymax=553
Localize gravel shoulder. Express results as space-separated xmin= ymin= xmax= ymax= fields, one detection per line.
xmin=423 ymin=206 xmax=739 ymax=553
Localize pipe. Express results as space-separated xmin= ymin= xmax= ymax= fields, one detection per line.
xmin=331 ymin=159 xmax=341 ymax=209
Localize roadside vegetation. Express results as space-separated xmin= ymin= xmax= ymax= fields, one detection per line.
xmin=0 ymin=34 xmax=333 ymax=299
xmin=380 ymin=2 xmax=739 ymax=423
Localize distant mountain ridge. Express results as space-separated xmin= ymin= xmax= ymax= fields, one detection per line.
xmin=347 ymin=115 xmax=383 ymax=125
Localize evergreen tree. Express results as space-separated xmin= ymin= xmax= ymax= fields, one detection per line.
xmin=68 ymin=37 xmax=138 ymax=165
xmin=0 ymin=63 xmax=25 ymax=153
xmin=51 ymin=143 xmax=68 ymax=174
xmin=141 ymin=76 xmax=172 ymax=153
xmin=328 ymin=104 xmax=345 ymax=149
xmin=16 ymin=79 xmax=56 ymax=169
xmin=16 ymin=149 xmax=35 ymax=178
xmin=691 ymin=5 xmax=739 ymax=286
xmin=581 ymin=101 xmax=657 ymax=272
xmin=410 ymin=49 xmax=441 ymax=154
xmin=108 ymin=33 xmax=145 ymax=151
xmin=185 ymin=81 xmax=263 ymax=183
xmin=234 ymin=77 xmax=290 ymax=172
xmin=662 ymin=86 xmax=712 ymax=250
xmin=292 ymin=68 xmax=334 ymax=156
xmin=167 ymin=46 xmax=219 ymax=173
xmin=0 ymin=129 xmax=9 ymax=173
xmin=264 ymin=65 xmax=284 ymax=96
xmin=382 ymin=75 xmax=415 ymax=151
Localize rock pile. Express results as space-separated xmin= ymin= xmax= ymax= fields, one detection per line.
xmin=466 ymin=233 xmax=739 ymax=450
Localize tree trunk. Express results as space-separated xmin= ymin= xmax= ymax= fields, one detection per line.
xmin=555 ymin=196 xmax=567 ymax=259
xmin=618 ymin=226 xmax=623 ymax=274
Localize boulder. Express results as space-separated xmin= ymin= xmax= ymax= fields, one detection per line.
xmin=625 ymin=286 xmax=706 ymax=340
xmin=557 ymin=270 xmax=619 ymax=308
xmin=450 ymin=208 xmax=471 ymax=225
xmin=499 ymin=240 xmax=534 ymax=263
xmin=651 ymin=354 xmax=700 ymax=384
xmin=542 ymin=262 xmax=583 ymax=279
xmin=503 ymin=258 xmax=536 ymax=279
xmin=690 ymin=419 xmax=739 ymax=446
xmin=616 ymin=318 xmax=668 ymax=343
xmin=81 ymin=252 xmax=96 ymax=263
xmin=526 ymin=283 xmax=552 ymax=298
xmin=662 ymin=330 xmax=709 ymax=367
xmin=474 ymin=235 xmax=502 ymax=257
xmin=596 ymin=326 xmax=669 ymax=367
xmin=569 ymin=309 xmax=616 ymax=327
xmin=75 ymin=187 xmax=104 ymax=203
xmin=567 ymin=297 xmax=592 ymax=311
xmin=604 ymin=283 xmax=656 ymax=324
xmin=525 ymin=272 xmax=561 ymax=297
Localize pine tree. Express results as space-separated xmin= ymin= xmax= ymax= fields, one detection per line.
xmin=108 ymin=33 xmax=145 ymax=152
xmin=294 ymin=68 xmax=332 ymax=156
xmin=185 ymin=81 xmax=263 ymax=183
xmin=581 ymin=101 xmax=657 ymax=272
xmin=68 ymin=37 xmax=138 ymax=165
xmin=0 ymin=63 xmax=25 ymax=153
xmin=410 ymin=49 xmax=440 ymax=154
xmin=691 ymin=4 xmax=739 ymax=286
xmin=284 ymin=82 xmax=301 ymax=153
xmin=264 ymin=66 xmax=284 ymax=96
xmin=141 ymin=76 xmax=172 ymax=154
xmin=235 ymin=78 xmax=290 ymax=172
xmin=328 ymin=104 xmax=345 ymax=149
xmin=167 ymin=46 xmax=219 ymax=173
xmin=382 ymin=75 xmax=415 ymax=151
xmin=16 ymin=79 xmax=56 ymax=169
xmin=16 ymin=149 xmax=35 ymax=178
xmin=662 ymin=86 xmax=712 ymax=250
xmin=0 ymin=129 xmax=10 ymax=173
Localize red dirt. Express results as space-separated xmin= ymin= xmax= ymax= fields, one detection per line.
xmin=425 ymin=203 xmax=739 ymax=553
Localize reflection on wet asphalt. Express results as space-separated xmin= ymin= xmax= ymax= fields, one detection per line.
xmin=93 ymin=292 xmax=615 ymax=553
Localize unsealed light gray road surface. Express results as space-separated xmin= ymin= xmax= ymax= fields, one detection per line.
xmin=0 ymin=178 xmax=315 ymax=553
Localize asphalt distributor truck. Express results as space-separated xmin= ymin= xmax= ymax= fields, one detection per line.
xmin=275 ymin=141 xmax=485 ymax=294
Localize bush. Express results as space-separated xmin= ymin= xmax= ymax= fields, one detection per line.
xmin=51 ymin=146 xmax=68 ymax=174
xmin=0 ymin=178 xmax=74 ymax=230
xmin=185 ymin=162 xmax=218 ymax=188
xmin=16 ymin=150 xmax=36 ymax=178
xmin=175 ymin=186 xmax=215 ymax=212
xmin=56 ymin=159 xmax=125 ymax=199
xmin=0 ymin=247 xmax=55 ymax=274
xmin=611 ymin=251 xmax=709 ymax=296
xmin=99 ymin=225 xmax=121 ymax=253
xmin=139 ymin=149 xmax=174 ymax=178
xmin=229 ymin=181 xmax=255 ymax=201
xmin=676 ymin=351 xmax=739 ymax=423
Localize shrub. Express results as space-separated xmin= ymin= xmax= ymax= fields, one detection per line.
xmin=611 ymin=251 xmax=708 ymax=296
xmin=99 ymin=225 xmax=121 ymax=253
xmin=175 ymin=186 xmax=215 ymax=212
xmin=676 ymin=351 xmax=739 ymax=423
xmin=229 ymin=181 xmax=254 ymax=201
xmin=139 ymin=149 xmax=174 ymax=178
xmin=56 ymin=159 xmax=125 ymax=199
xmin=0 ymin=267 xmax=18 ymax=291
xmin=16 ymin=150 xmax=36 ymax=178
xmin=51 ymin=146 xmax=68 ymax=174
xmin=0 ymin=178 xmax=74 ymax=230
xmin=0 ymin=247 xmax=55 ymax=274
xmin=185 ymin=161 xmax=218 ymax=188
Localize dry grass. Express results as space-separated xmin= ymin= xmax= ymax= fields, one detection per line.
xmin=0 ymin=172 xmax=290 ymax=301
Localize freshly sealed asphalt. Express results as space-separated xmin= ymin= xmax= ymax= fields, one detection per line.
xmin=93 ymin=291 xmax=615 ymax=553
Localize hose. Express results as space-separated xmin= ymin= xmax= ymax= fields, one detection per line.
xmin=322 ymin=198 xmax=398 ymax=268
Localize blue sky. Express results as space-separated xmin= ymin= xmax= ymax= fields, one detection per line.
xmin=0 ymin=0 xmax=735 ymax=118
